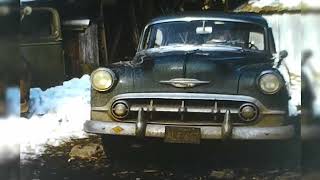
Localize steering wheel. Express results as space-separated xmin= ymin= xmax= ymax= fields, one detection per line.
xmin=248 ymin=42 xmax=259 ymax=50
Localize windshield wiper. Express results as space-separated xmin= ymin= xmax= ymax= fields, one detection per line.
xmin=185 ymin=49 xmax=200 ymax=55
xmin=184 ymin=48 xmax=211 ymax=56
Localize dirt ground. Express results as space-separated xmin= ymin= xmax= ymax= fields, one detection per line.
xmin=16 ymin=135 xmax=307 ymax=180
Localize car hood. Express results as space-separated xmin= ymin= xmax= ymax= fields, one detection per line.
xmin=125 ymin=46 xmax=273 ymax=94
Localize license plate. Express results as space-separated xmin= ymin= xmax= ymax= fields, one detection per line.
xmin=164 ymin=126 xmax=201 ymax=144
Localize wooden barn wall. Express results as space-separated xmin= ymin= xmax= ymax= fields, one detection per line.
xmin=79 ymin=24 xmax=99 ymax=73
xmin=63 ymin=32 xmax=80 ymax=78
xmin=63 ymin=23 xmax=99 ymax=78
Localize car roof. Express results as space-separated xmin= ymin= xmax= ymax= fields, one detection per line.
xmin=149 ymin=11 xmax=268 ymax=27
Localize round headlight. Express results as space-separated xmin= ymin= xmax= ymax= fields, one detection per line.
xmin=91 ymin=68 xmax=115 ymax=91
xmin=258 ymin=72 xmax=282 ymax=94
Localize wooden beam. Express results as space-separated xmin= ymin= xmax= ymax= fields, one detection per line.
xmin=129 ymin=1 xmax=140 ymax=49
xmin=98 ymin=0 xmax=109 ymax=66
xmin=224 ymin=0 xmax=229 ymax=11
xmin=109 ymin=24 xmax=123 ymax=62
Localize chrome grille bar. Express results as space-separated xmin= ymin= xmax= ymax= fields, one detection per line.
xmin=129 ymin=105 xmax=239 ymax=114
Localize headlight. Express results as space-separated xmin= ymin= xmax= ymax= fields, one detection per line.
xmin=258 ymin=71 xmax=283 ymax=94
xmin=91 ymin=68 xmax=116 ymax=91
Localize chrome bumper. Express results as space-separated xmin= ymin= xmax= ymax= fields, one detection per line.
xmin=84 ymin=120 xmax=295 ymax=140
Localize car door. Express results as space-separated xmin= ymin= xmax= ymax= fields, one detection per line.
xmin=20 ymin=7 xmax=65 ymax=89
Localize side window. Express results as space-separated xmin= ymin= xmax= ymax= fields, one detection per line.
xmin=143 ymin=29 xmax=152 ymax=49
xmin=20 ymin=9 xmax=56 ymax=41
xmin=249 ymin=31 xmax=264 ymax=50
xmin=154 ymin=29 xmax=163 ymax=47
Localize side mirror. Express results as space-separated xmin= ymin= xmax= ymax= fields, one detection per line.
xmin=279 ymin=50 xmax=288 ymax=59
xmin=20 ymin=6 xmax=32 ymax=21
xmin=277 ymin=50 xmax=288 ymax=68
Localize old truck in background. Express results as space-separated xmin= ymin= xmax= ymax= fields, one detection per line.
xmin=20 ymin=5 xmax=100 ymax=114
xmin=20 ymin=7 xmax=65 ymax=89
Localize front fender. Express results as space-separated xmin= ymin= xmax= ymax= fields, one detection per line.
xmin=238 ymin=66 xmax=289 ymax=111
xmin=91 ymin=65 xmax=134 ymax=108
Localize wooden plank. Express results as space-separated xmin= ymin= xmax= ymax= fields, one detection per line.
xmin=79 ymin=23 xmax=99 ymax=67
xmin=63 ymin=32 xmax=81 ymax=77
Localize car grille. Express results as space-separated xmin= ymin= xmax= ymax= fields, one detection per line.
xmin=115 ymin=99 xmax=259 ymax=125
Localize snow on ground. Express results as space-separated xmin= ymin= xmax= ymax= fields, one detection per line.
xmin=277 ymin=64 xmax=301 ymax=117
xmin=0 ymin=75 xmax=91 ymax=163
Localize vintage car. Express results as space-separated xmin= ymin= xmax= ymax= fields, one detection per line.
xmin=84 ymin=12 xmax=294 ymax=159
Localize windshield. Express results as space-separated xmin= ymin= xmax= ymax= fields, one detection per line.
xmin=21 ymin=10 xmax=53 ymax=37
xmin=142 ymin=20 xmax=266 ymax=51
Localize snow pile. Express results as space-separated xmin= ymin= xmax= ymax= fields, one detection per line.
xmin=278 ymin=64 xmax=300 ymax=116
xmin=303 ymin=0 xmax=320 ymax=8
xmin=248 ymin=0 xmax=320 ymax=9
xmin=252 ymin=13 xmax=301 ymax=116
xmin=263 ymin=14 xmax=301 ymax=116
xmin=0 ymin=75 xmax=91 ymax=163
xmin=5 ymin=87 xmax=20 ymax=116
xmin=248 ymin=0 xmax=301 ymax=8
xmin=29 ymin=75 xmax=90 ymax=117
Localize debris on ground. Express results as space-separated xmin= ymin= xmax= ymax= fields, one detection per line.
xmin=209 ymin=169 xmax=235 ymax=179
xmin=69 ymin=143 xmax=104 ymax=161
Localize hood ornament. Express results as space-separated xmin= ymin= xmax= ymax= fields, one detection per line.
xmin=159 ymin=78 xmax=210 ymax=88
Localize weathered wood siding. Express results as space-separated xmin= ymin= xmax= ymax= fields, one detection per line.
xmin=79 ymin=23 xmax=99 ymax=69
xmin=63 ymin=23 xmax=99 ymax=78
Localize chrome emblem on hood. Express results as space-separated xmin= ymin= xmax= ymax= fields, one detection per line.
xmin=159 ymin=78 xmax=210 ymax=88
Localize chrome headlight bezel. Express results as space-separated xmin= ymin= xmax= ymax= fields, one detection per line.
xmin=90 ymin=68 xmax=116 ymax=92
xmin=257 ymin=70 xmax=283 ymax=95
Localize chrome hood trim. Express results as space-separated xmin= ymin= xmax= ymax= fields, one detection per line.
xmin=159 ymin=78 xmax=210 ymax=88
